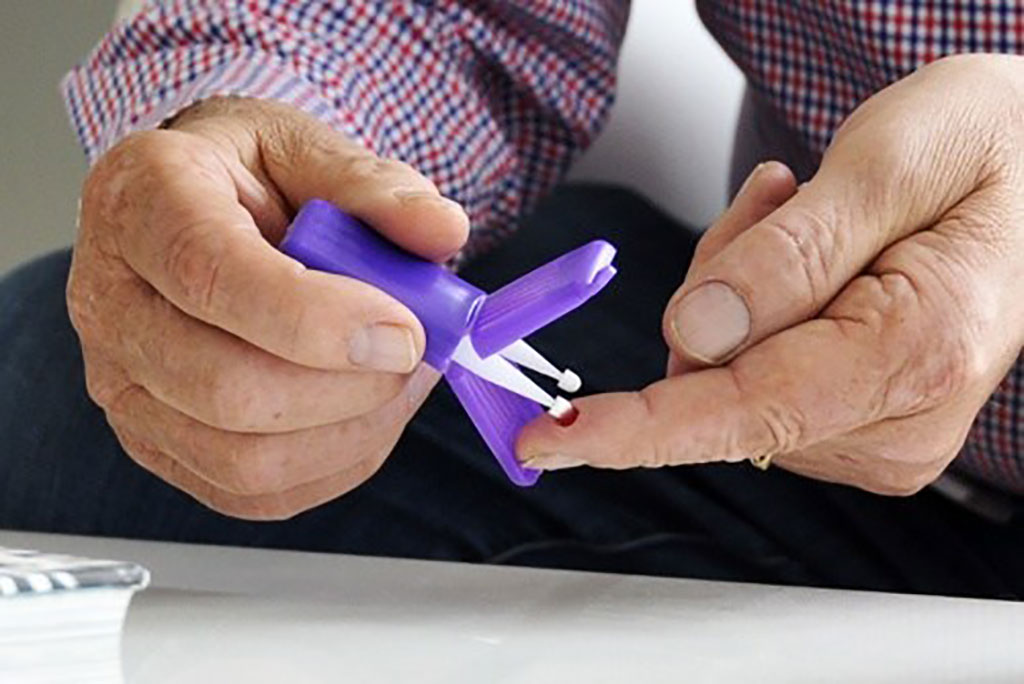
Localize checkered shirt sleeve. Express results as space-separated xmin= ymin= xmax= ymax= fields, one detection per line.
xmin=61 ymin=0 xmax=628 ymax=256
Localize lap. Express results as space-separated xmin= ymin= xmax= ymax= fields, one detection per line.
xmin=2 ymin=184 xmax=1022 ymax=600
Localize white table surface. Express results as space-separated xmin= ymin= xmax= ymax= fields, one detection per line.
xmin=4 ymin=531 xmax=1023 ymax=683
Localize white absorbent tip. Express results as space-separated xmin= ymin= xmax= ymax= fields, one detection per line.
xmin=557 ymin=368 xmax=582 ymax=393
xmin=547 ymin=396 xmax=574 ymax=420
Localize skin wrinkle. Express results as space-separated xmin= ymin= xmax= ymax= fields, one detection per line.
xmin=111 ymin=262 xmax=410 ymax=432
xmin=874 ymin=254 xmax=985 ymax=407
xmin=69 ymin=95 xmax=470 ymax=517
xmin=161 ymin=217 xmax=228 ymax=317
xmin=635 ymin=387 xmax=670 ymax=468
xmin=153 ymin=363 xmax=427 ymax=498
xmin=115 ymin=380 xmax=393 ymax=499
xmin=202 ymin=357 xmax=267 ymax=434
xmin=726 ymin=360 xmax=805 ymax=459
xmin=520 ymin=55 xmax=1024 ymax=496
xmin=172 ymin=108 xmax=295 ymax=236
xmin=758 ymin=213 xmax=827 ymax=313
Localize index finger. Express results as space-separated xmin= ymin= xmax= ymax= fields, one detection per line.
xmin=101 ymin=133 xmax=425 ymax=372
xmin=519 ymin=272 xmax=938 ymax=470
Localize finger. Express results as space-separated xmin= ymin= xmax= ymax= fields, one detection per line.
xmin=519 ymin=269 xmax=942 ymax=470
xmin=106 ymin=274 xmax=409 ymax=432
xmin=114 ymin=427 xmax=391 ymax=521
xmin=688 ymin=161 xmax=798 ymax=272
xmin=106 ymin=366 xmax=437 ymax=500
xmin=104 ymin=132 xmax=426 ymax=373
xmin=253 ymin=104 xmax=470 ymax=261
xmin=170 ymin=99 xmax=469 ymax=261
xmin=669 ymin=161 xmax=797 ymax=376
xmin=664 ymin=104 xmax=989 ymax=366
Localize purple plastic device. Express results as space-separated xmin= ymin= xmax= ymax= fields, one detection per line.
xmin=280 ymin=199 xmax=617 ymax=486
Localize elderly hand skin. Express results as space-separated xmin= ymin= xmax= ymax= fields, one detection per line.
xmin=69 ymin=97 xmax=469 ymax=519
xmin=520 ymin=54 xmax=1024 ymax=496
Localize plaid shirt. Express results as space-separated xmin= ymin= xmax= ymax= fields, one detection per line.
xmin=62 ymin=1 xmax=1022 ymax=493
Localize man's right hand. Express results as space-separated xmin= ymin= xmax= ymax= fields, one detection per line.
xmin=68 ymin=97 xmax=469 ymax=519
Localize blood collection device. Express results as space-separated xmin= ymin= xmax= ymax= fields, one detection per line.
xmin=280 ymin=199 xmax=617 ymax=486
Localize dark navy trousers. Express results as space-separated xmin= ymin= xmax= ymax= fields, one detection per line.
xmin=2 ymin=184 xmax=1023 ymax=600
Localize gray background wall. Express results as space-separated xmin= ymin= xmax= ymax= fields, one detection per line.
xmin=0 ymin=1 xmax=114 ymax=274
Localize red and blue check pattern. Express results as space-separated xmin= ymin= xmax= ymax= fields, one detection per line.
xmin=61 ymin=0 xmax=626 ymax=256
xmin=62 ymin=0 xmax=1021 ymax=493
xmin=698 ymin=0 xmax=1024 ymax=154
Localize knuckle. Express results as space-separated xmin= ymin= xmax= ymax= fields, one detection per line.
xmin=82 ymin=364 xmax=118 ymax=409
xmin=887 ymin=331 xmax=976 ymax=417
xmin=83 ymin=363 xmax=131 ymax=413
xmin=746 ymin=388 xmax=807 ymax=458
xmin=760 ymin=207 xmax=840 ymax=309
xmin=163 ymin=220 xmax=225 ymax=315
xmin=642 ymin=441 xmax=677 ymax=469
xmin=216 ymin=436 xmax=285 ymax=497
xmin=258 ymin=119 xmax=305 ymax=170
xmin=65 ymin=258 xmax=125 ymax=350
xmin=260 ymin=114 xmax=345 ymax=171
xmin=82 ymin=131 xmax=217 ymax=256
xmin=278 ymin=294 xmax=316 ymax=361
xmin=373 ymin=157 xmax=423 ymax=182
xmin=631 ymin=389 xmax=675 ymax=468
xmin=847 ymin=270 xmax=972 ymax=417
xmin=85 ymin=132 xmax=170 ymax=216
xmin=728 ymin=364 xmax=808 ymax=460
xmin=338 ymin=153 xmax=385 ymax=185
xmin=927 ymin=338 xmax=976 ymax=403
xmin=109 ymin=425 xmax=155 ymax=467
xmin=202 ymin=364 xmax=263 ymax=431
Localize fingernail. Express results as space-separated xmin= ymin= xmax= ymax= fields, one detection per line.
xmin=735 ymin=162 xmax=765 ymax=198
xmin=521 ymin=454 xmax=585 ymax=471
xmin=671 ymin=281 xmax=750 ymax=363
xmin=348 ymin=324 xmax=417 ymax=372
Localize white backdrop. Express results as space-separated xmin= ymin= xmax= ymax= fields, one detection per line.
xmin=568 ymin=0 xmax=745 ymax=228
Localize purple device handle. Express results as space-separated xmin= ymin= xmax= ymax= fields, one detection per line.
xmin=279 ymin=199 xmax=483 ymax=370
xmin=280 ymin=199 xmax=618 ymax=487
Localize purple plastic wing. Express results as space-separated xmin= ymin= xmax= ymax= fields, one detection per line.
xmin=470 ymin=240 xmax=618 ymax=358
xmin=445 ymin=364 xmax=543 ymax=487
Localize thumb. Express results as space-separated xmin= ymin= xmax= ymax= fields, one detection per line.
xmin=663 ymin=106 xmax=985 ymax=366
xmin=180 ymin=99 xmax=470 ymax=262
xmin=667 ymin=161 xmax=797 ymax=376
xmin=261 ymin=112 xmax=469 ymax=262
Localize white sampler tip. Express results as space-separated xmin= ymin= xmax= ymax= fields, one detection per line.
xmin=499 ymin=341 xmax=583 ymax=394
xmin=557 ymin=369 xmax=581 ymax=393
xmin=547 ymin=396 xmax=574 ymax=420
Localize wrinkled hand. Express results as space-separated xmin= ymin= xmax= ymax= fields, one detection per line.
xmin=519 ymin=54 xmax=1024 ymax=495
xmin=69 ymin=97 xmax=468 ymax=518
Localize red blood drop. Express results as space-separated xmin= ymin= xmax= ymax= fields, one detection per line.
xmin=554 ymin=405 xmax=579 ymax=427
